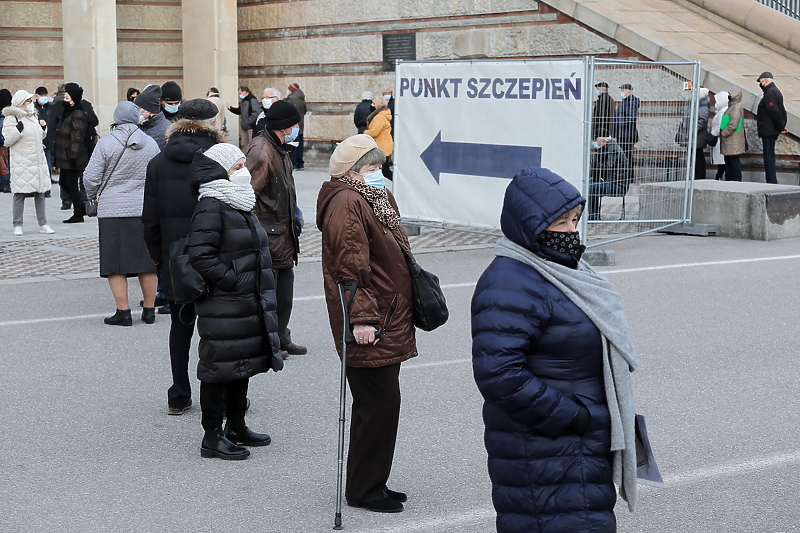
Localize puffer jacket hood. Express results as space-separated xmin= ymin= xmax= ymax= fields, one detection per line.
xmin=500 ymin=167 xmax=585 ymax=257
xmin=729 ymin=88 xmax=742 ymax=105
xmin=163 ymin=119 xmax=226 ymax=163
xmin=715 ymin=91 xmax=729 ymax=109
xmin=112 ymin=123 xmax=152 ymax=150
xmin=188 ymin=151 xmax=229 ymax=194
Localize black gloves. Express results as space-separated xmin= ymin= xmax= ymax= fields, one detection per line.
xmin=16 ymin=120 xmax=24 ymax=133
xmin=569 ymin=405 xmax=591 ymax=436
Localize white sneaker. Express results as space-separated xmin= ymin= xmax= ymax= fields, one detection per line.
xmin=13 ymin=226 xmax=22 ymax=236
xmin=39 ymin=224 xmax=55 ymax=234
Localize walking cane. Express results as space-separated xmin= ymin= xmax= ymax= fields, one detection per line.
xmin=334 ymin=279 xmax=358 ymax=530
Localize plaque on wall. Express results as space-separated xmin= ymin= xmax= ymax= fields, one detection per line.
xmin=383 ymin=33 xmax=416 ymax=72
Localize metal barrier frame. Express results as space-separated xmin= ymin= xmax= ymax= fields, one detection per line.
xmin=582 ymin=57 xmax=701 ymax=248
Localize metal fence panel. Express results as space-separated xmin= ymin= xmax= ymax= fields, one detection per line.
xmin=757 ymin=0 xmax=800 ymax=20
xmin=583 ymin=58 xmax=701 ymax=244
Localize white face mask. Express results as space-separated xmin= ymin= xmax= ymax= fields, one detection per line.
xmin=262 ymin=98 xmax=273 ymax=109
xmin=26 ymin=103 xmax=35 ymax=114
xmin=229 ymin=167 xmax=252 ymax=188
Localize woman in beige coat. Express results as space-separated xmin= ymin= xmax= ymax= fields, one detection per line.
xmin=719 ymin=88 xmax=745 ymax=182
xmin=1 ymin=90 xmax=53 ymax=235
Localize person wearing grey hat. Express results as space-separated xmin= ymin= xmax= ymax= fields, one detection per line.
xmin=756 ymin=72 xmax=787 ymax=184
xmin=177 ymin=98 xmax=218 ymax=122
xmin=83 ymin=101 xmax=160 ymax=326
xmin=136 ymin=84 xmax=170 ymax=150
xmin=592 ymin=82 xmax=614 ymax=138
xmin=245 ymin=99 xmax=306 ymax=356
xmin=317 ymin=134 xmax=416 ymax=513
xmin=142 ymin=95 xmax=228 ymax=415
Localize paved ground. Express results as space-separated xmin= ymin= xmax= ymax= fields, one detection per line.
xmin=2 ymin=163 xmax=800 ymax=532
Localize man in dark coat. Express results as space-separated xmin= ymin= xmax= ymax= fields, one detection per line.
xmin=246 ymin=100 xmax=307 ymax=356
xmin=756 ymin=72 xmax=788 ymax=184
xmin=227 ymin=86 xmax=260 ymax=148
xmin=286 ymin=83 xmax=307 ymax=170
xmin=353 ymin=91 xmax=374 ymax=134
xmin=34 ymin=87 xmax=54 ymax=177
xmin=136 ymin=84 xmax=170 ymax=150
xmin=588 ymin=133 xmax=629 ymax=220
xmin=142 ymin=98 xmax=224 ymax=415
xmin=160 ymin=81 xmax=183 ymax=123
xmin=612 ymin=83 xmax=640 ymax=186
xmin=592 ymin=82 xmax=614 ymax=138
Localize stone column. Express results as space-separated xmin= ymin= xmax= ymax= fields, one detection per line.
xmin=182 ymin=0 xmax=239 ymax=145
xmin=62 ymin=0 xmax=118 ymax=137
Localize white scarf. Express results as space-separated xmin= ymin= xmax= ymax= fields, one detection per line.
xmin=198 ymin=179 xmax=256 ymax=212
xmin=496 ymin=236 xmax=639 ymax=512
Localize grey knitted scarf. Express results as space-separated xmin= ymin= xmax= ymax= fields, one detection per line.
xmin=198 ymin=179 xmax=255 ymax=212
xmin=496 ymin=237 xmax=639 ymax=512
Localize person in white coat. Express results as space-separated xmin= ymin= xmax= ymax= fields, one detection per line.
xmin=2 ymin=89 xmax=53 ymax=235
xmin=710 ymin=91 xmax=729 ymax=180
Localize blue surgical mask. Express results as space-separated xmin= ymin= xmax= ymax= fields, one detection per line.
xmin=362 ymin=170 xmax=385 ymax=190
xmin=284 ymin=127 xmax=299 ymax=143
xmin=595 ymin=89 xmax=600 ymax=97
xmin=620 ymin=92 xmax=626 ymax=99
xmin=38 ymin=96 xmax=49 ymax=105
xmin=383 ymin=94 xmax=392 ymax=101
xmin=164 ymin=103 xmax=180 ymax=114
xmin=591 ymin=141 xmax=600 ymax=149
xmin=239 ymin=93 xmax=245 ymax=100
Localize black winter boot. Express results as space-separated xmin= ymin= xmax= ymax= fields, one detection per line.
xmin=141 ymin=307 xmax=156 ymax=324
xmin=200 ymin=428 xmax=250 ymax=460
xmin=104 ymin=309 xmax=132 ymax=326
xmin=224 ymin=422 xmax=272 ymax=447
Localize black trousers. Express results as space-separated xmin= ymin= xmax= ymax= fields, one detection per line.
xmin=345 ymin=363 xmax=401 ymax=504
xmin=274 ymin=267 xmax=295 ymax=346
xmin=695 ymin=148 xmax=707 ymax=179
xmin=617 ymin=141 xmax=635 ymax=184
xmin=724 ymin=155 xmax=742 ymax=181
xmin=168 ymin=303 xmax=195 ymax=409
xmin=200 ymin=379 xmax=249 ymax=432
xmin=59 ymin=168 xmax=84 ymax=217
xmin=290 ymin=133 xmax=305 ymax=169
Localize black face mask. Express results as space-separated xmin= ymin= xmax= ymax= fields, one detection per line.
xmin=539 ymin=230 xmax=583 ymax=260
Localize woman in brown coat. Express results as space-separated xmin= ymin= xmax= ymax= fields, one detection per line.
xmin=316 ymin=134 xmax=417 ymax=514
xmin=720 ymin=88 xmax=745 ymax=182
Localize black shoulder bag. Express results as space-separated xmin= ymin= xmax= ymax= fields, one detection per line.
xmin=393 ymin=233 xmax=449 ymax=331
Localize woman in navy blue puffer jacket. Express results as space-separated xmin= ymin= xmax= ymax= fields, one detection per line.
xmin=472 ymin=167 xmax=637 ymax=533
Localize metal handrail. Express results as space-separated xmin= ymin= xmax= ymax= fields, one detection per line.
xmin=757 ymin=0 xmax=800 ymax=20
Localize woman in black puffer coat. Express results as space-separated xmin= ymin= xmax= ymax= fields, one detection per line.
xmin=187 ymin=143 xmax=282 ymax=461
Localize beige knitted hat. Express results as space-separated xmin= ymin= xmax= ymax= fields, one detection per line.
xmin=329 ymin=134 xmax=378 ymax=178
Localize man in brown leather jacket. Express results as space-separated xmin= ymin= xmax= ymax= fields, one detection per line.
xmin=245 ymin=100 xmax=307 ymax=355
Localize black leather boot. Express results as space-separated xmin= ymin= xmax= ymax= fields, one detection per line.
xmin=224 ymin=422 xmax=272 ymax=447
xmin=141 ymin=307 xmax=156 ymax=324
xmin=104 ymin=309 xmax=132 ymax=326
xmin=200 ymin=428 xmax=250 ymax=460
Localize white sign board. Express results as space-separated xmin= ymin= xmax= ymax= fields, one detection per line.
xmin=393 ymin=59 xmax=586 ymax=228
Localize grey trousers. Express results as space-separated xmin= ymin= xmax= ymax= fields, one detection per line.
xmin=13 ymin=193 xmax=47 ymax=227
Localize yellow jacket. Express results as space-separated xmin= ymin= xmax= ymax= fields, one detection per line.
xmin=364 ymin=108 xmax=393 ymax=157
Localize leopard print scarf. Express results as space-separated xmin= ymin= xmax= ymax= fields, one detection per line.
xmin=337 ymin=176 xmax=401 ymax=229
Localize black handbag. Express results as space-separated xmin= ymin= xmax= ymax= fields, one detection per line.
xmin=394 ymin=236 xmax=448 ymax=331
xmin=168 ymin=234 xmax=208 ymax=305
